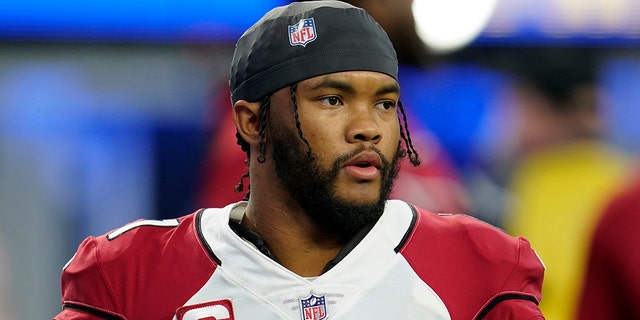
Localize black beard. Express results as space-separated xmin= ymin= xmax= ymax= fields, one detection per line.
xmin=271 ymin=124 xmax=403 ymax=236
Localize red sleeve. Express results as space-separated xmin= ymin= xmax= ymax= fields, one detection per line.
xmin=501 ymin=237 xmax=545 ymax=303
xmin=54 ymin=237 xmax=125 ymax=319
xmin=55 ymin=213 xmax=217 ymax=320
xmin=472 ymin=233 xmax=546 ymax=320
xmin=475 ymin=237 xmax=546 ymax=319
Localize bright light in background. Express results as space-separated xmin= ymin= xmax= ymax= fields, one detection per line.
xmin=412 ymin=0 xmax=498 ymax=54
xmin=481 ymin=0 xmax=640 ymax=43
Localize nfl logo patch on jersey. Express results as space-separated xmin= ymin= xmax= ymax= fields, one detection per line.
xmin=288 ymin=18 xmax=317 ymax=47
xmin=299 ymin=293 xmax=327 ymax=320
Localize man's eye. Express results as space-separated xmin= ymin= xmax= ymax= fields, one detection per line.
xmin=376 ymin=100 xmax=396 ymax=110
xmin=321 ymin=96 xmax=341 ymax=106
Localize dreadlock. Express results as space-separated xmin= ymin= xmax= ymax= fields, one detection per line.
xmin=397 ymin=100 xmax=421 ymax=166
xmin=290 ymin=84 xmax=314 ymax=159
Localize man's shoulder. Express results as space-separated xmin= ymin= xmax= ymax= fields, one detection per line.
xmin=414 ymin=209 xmax=516 ymax=245
xmin=399 ymin=206 xmax=543 ymax=274
xmin=64 ymin=210 xmax=213 ymax=274
xmin=398 ymin=206 xmax=545 ymax=319
xmin=60 ymin=210 xmax=220 ymax=318
xmin=98 ymin=211 xmax=197 ymax=255
xmin=384 ymin=201 xmax=521 ymax=254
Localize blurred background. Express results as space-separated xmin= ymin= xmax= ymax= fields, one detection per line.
xmin=1 ymin=0 xmax=639 ymax=319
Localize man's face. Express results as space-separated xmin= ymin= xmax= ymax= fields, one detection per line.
xmin=268 ymin=71 xmax=403 ymax=234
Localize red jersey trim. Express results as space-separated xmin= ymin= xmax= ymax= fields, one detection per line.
xmin=475 ymin=292 xmax=539 ymax=319
xmin=394 ymin=205 xmax=418 ymax=253
xmin=195 ymin=208 xmax=222 ymax=265
xmin=62 ymin=301 xmax=125 ymax=320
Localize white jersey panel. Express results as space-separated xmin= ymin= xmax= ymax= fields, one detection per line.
xmin=336 ymin=256 xmax=450 ymax=319
xmin=177 ymin=200 xmax=451 ymax=319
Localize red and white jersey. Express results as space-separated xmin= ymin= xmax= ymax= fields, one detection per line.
xmin=55 ymin=200 xmax=545 ymax=320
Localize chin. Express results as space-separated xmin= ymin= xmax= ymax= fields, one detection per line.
xmin=337 ymin=186 xmax=382 ymax=203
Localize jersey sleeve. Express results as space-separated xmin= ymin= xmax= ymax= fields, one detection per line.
xmin=476 ymin=237 xmax=546 ymax=319
xmin=54 ymin=236 xmax=125 ymax=320
xmin=504 ymin=237 xmax=545 ymax=302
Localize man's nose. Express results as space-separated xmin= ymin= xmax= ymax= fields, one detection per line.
xmin=345 ymin=108 xmax=382 ymax=144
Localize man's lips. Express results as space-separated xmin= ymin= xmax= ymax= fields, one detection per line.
xmin=342 ymin=151 xmax=382 ymax=180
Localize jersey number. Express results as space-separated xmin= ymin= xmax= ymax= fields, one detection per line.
xmin=106 ymin=219 xmax=180 ymax=240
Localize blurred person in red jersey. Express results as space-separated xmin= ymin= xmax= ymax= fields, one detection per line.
xmin=577 ymin=165 xmax=640 ymax=319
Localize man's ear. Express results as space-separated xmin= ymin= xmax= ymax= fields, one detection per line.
xmin=233 ymin=100 xmax=263 ymax=146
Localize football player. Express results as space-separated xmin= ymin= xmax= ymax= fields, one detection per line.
xmin=55 ymin=2 xmax=545 ymax=319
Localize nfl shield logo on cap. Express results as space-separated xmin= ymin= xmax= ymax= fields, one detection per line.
xmin=299 ymin=293 xmax=327 ymax=320
xmin=289 ymin=18 xmax=317 ymax=47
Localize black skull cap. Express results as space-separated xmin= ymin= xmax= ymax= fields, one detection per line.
xmin=229 ymin=0 xmax=398 ymax=104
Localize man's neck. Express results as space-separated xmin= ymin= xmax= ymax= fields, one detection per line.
xmin=240 ymin=200 xmax=347 ymax=277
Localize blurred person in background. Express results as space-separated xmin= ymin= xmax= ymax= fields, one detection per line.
xmin=501 ymin=49 xmax=630 ymax=320
xmin=576 ymin=165 xmax=640 ymax=319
